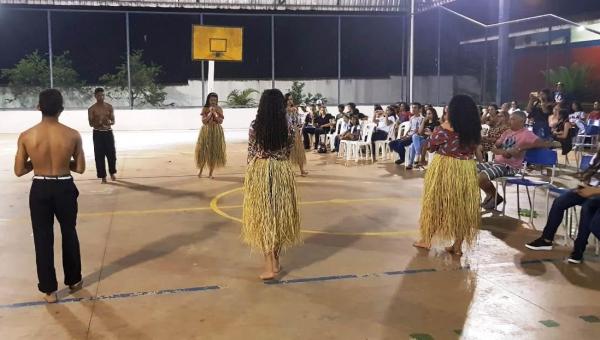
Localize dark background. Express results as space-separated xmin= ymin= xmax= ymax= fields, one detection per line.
xmin=0 ymin=0 xmax=599 ymax=85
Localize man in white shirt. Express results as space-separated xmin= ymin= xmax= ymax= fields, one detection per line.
xmin=389 ymin=102 xmax=424 ymax=165
xmin=371 ymin=105 xmax=396 ymax=158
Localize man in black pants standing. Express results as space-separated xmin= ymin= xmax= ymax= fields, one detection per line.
xmin=88 ymin=87 xmax=116 ymax=183
xmin=14 ymin=89 xmax=85 ymax=303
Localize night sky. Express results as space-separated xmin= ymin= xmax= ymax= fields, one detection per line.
xmin=0 ymin=0 xmax=598 ymax=85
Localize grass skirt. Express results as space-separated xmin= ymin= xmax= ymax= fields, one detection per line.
xmin=195 ymin=122 xmax=226 ymax=170
xmin=289 ymin=129 xmax=307 ymax=167
xmin=419 ymin=154 xmax=480 ymax=246
xmin=242 ymin=158 xmax=301 ymax=254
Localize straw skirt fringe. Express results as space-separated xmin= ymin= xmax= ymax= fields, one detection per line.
xmin=242 ymin=158 xmax=301 ymax=254
xmin=195 ymin=122 xmax=226 ymax=170
xmin=419 ymin=154 xmax=480 ymax=245
xmin=289 ymin=129 xmax=307 ymax=167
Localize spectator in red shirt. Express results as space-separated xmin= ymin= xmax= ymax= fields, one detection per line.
xmin=588 ymin=101 xmax=600 ymax=122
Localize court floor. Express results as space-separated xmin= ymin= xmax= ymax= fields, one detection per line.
xmin=0 ymin=131 xmax=599 ymax=340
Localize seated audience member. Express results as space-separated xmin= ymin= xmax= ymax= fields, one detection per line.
xmin=440 ymin=105 xmax=448 ymax=123
xmin=345 ymin=102 xmax=357 ymax=116
xmin=500 ymin=102 xmax=510 ymax=118
xmin=478 ymin=111 xmax=553 ymax=209
xmin=482 ymin=104 xmax=499 ymax=125
xmin=552 ymin=105 xmax=575 ymax=158
xmin=479 ymin=106 xmax=488 ymax=123
xmin=311 ymin=106 xmax=335 ymax=150
xmin=334 ymin=115 xmax=361 ymax=151
xmin=509 ymin=101 xmax=519 ymax=114
xmin=387 ymin=104 xmax=398 ymax=121
xmin=588 ymin=101 xmax=600 ymax=122
xmin=527 ymin=89 xmax=553 ymax=139
xmin=407 ymin=106 xmax=440 ymax=169
xmin=371 ymin=105 xmax=396 ymax=157
xmin=390 ymin=102 xmax=424 ymax=165
xmin=332 ymin=115 xmax=351 ymax=152
xmin=478 ymin=106 xmax=510 ymax=162
xmin=526 ymin=149 xmax=600 ymax=264
xmin=348 ymin=105 xmax=368 ymax=121
xmin=302 ymin=104 xmax=317 ymax=149
xmin=335 ymin=104 xmax=346 ymax=120
xmin=569 ymin=101 xmax=587 ymax=133
xmin=397 ymin=102 xmax=410 ymax=123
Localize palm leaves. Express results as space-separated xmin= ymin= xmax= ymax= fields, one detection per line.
xmin=542 ymin=63 xmax=590 ymax=99
xmin=227 ymin=88 xmax=259 ymax=107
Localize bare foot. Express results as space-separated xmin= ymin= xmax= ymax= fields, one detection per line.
xmin=110 ymin=174 xmax=116 ymax=181
xmin=197 ymin=172 xmax=203 ymax=178
xmin=300 ymin=170 xmax=309 ymax=177
xmin=412 ymin=241 xmax=431 ymax=250
xmin=445 ymin=246 xmax=463 ymax=256
xmin=43 ymin=292 xmax=58 ymax=303
xmin=101 ymin=178 xmax=107 ymax=184
xmin=273 ymin=257 xmax=281 ymax=273
xmin=259 ymin=271 xmax=275 ymax=280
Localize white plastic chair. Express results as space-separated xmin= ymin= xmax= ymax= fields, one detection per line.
xmin=347 ymin=123 xmax=376 ymax=165
xmin=388 ymin=122 xmax=411 ymax=163
xmin=326 ymin=118 xmax=345 ymax=151
xmin=374 ymin=125 xmax=396 ymax=161
xmin=337 ymin=125 xmax=359 ymax=160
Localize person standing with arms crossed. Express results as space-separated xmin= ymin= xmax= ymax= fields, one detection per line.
xmin=88 ymin=87 xmax=116 ymax=184
xmin=14 ymin=89 xmax=85 ymax=303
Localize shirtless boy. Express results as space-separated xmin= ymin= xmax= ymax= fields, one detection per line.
xmin=14 ymin=89 xmax=85 ymax=303
xmin=88 ymin=87 xmax=116 ymax=183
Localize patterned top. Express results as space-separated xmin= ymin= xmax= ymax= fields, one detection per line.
xmin=247 ymin=120 xmax=294 ymax=163
xmin=287 ymin=107 xmax=303 ymax=132
xmin=425 ymin=127 xmax=476 ymax=160
xmin=482 ymin=124 xmax=509 ymax=152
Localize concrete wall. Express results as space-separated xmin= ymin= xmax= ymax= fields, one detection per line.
xmin=0 ymin=75 xmax=476 ymax=109
xmin=0 ymin=106 xmax=379 ymax=134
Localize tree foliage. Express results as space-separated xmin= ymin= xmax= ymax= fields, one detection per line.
xmin=1 ymin=50 xmax=86 ymax=105
xmin=226 ymin=88 xmax=258 ymax=107
xmin=543 ymin=63 xmax=591 ymax=101
xmin=287 ymin=80 xmax=327 ymax=105
xmin=100 ymin=50 xmax=166 ymax=107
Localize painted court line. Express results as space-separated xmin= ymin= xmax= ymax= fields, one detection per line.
xmin=264 ymin=274 xmax=358 ymax=285
xmin=0 ymin=285 xmax=220 ymax=310
xmin=0 ymin=257 xmax=572 ymax=310
xmin=262 ymin=257 xmax=565 ymax=286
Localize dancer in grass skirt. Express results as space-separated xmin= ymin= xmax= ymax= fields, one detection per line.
xmin=242 ymin=89 xmax=301 ymax=280
xmin=285 ymin=93 xmax=308 ymax=176
xmin=414 ymin=95 xmax=482 ymax=255
xmin=195 ymin=92 xmax=226 ymax=179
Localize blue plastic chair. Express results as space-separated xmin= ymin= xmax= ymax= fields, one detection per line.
xmin=496 ymin=148 xmax=558 ymax=226
xmin=574 ymin=121 xmax=600 ymax=167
